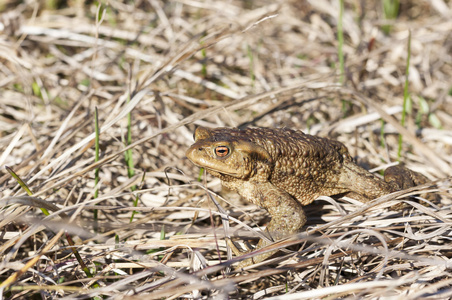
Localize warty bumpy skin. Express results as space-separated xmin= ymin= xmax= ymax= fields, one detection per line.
xmin=186 ymin=127 xmax=428 ymax=266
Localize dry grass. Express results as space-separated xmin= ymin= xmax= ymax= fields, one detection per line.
xmin=1 ymin=0 xmax=452 ymax=299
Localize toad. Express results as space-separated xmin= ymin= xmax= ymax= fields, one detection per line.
xmin=186 ymin=127 xmax=428 ymax=266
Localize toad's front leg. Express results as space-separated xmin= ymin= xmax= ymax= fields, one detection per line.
xmin=228 ymin=181 xmax=307 ymax=267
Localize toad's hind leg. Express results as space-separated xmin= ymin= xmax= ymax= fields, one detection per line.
xmin=232 ymin=182 xmax=307 ymax=267
xmin=384 ymin=165 xmax=429 ymax=190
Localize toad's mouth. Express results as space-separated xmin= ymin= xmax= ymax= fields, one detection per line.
xmin=189 ymin=159 xmax=242 ymax=177
xmin=201 ymin=166 xmax=240 ymax=177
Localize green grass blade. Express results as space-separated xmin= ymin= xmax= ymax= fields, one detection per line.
xmin=124 ymin=93 xmax=139 ymax=223
xmin=397 ymin=30 xmax=411 ymax=160
xmin=5 ymin=166 xmax=48 ymax=215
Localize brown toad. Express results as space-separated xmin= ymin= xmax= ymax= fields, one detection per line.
xmin=186 ymin=127 xmax=428 ymax=265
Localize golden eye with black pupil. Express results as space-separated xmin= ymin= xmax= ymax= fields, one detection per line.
xmin=215 ymin=146 xmax=230 ymax=157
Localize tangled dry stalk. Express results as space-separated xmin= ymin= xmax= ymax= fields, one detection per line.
xmin=1 ymin=0 xmax=452 ymax=298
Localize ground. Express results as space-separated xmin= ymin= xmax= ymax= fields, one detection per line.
xmin=0 ymin=0 xmax=452 ymax=299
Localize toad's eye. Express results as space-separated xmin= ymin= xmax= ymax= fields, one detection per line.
xmin=215 ymin=146 xmax=230 ymax=157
